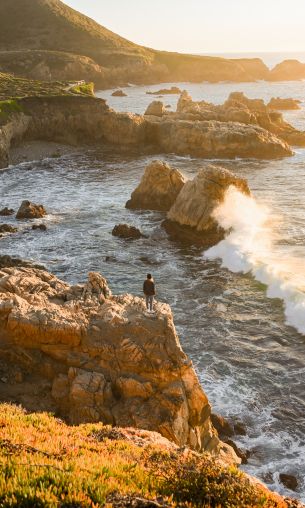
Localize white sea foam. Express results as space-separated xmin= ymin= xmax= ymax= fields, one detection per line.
xmin=205 ymin=186 xmax=305 ymax=334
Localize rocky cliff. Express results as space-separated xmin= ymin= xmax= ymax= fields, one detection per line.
xmin=0 ymin=267 xmax=237 ymax=462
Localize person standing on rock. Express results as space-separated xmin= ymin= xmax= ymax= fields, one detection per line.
xmin=143 ymin=273 xmax=156 ymax=313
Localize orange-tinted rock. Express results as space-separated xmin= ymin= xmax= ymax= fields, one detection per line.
xmin=0 ymin=266 xmax=238 ymax=462
xmin=126 ymin=160 xmax=185 ymax=211
xmin=16 ymin=200 xmax=46 ymax=219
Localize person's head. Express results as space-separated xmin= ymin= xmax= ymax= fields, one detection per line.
xmin=147 ymin=273 xmax=152 ymax=280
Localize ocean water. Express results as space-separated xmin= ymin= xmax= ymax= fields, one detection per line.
xmin=1 ymin=79 xmax=305 ymax=500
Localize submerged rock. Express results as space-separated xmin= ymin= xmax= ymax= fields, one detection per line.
xmin=112 ymin=224 xmax=147 ymax=240
xmin=0 ymin=267 xmax=238 ymax=462
xmin=164 ymin=165 xmax=250 ymax=245
xmin=0 ymin=207 xmax=15 ymax=216
xmin=32 ymin=223 xmax=47 ymax=231
xmin=16 ymin=200 xmax=47 ymax=219
xmin=0 ymin=224 xmax=18 ymax=234
xmin=126 ymin=160 xmax=185 ymax=211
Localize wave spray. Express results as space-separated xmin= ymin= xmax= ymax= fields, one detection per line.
xmin=205 ymin=186 xmax=305 ymax=334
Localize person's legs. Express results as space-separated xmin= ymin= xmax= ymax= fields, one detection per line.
xmin=149 ymin=295 xmax=154 ymax=311
xmin=145 ymin=295 xmax=150 ymax=310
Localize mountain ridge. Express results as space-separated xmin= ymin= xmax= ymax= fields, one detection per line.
xmin=0 ymin=0 xmax=271 ymax=86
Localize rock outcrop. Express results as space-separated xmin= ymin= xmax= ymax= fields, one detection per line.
xmin=144 ymin=101 xmax=165 ymax=117
xmin=0 ymin=85 xmax=296 ymax=170
xmin=0 ymin=267 xmax=237 ymax=461
xmin=164 ymin=165 xmax=250 ymax=245
xmin=0 ymin=207 xmax=14 ymax=216
xmin=111 ymin=90 xmax=127 ymax=97
xmin=174 ymin=90 xmax=305 ymax=148
xmin=126 ymin=160 xmax=185 ymax=211
xmin=0 ymin=224 xmax=18 ymax=234
xmin=16 ymin=200 xmax=47 ymax=219
xmin=112 ymin=224 xmax=147 ymax=240
xmin=146 ymin=87 xmax=182 ymax=95
xmin=268 ymin=97 xmax=301 ymax=110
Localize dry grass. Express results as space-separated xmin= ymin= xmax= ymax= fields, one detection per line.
xmin=0 ymin=403 xmax=291 ymax=508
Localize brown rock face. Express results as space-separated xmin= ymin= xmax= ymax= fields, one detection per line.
xmin=174 ymin=91 xmax=305 ymax=149
xmin=112 ymin=224 xmax=147 ymax=240
xmin=126 ymin=160 xmax=185 ymax=211
xmin=165 ymin=165 xmax=250 ymax=245
xmin=16 ymin=200 xmax=47 ymax=219
xmin=0 ymin=267 xmax=237 ymax=460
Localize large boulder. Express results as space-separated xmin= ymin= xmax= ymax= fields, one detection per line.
xmin=126 ymin=160 xmax=185 ymax=211
xmin=0 ymin=266 xmax=238 ymax=462
xmin=144 ymin=101 xmax=165 ymax=117
xmin=16 ymin=200 xmax=47 ymax=219
xmin=164 ymin=165 xmax=250 ymax=245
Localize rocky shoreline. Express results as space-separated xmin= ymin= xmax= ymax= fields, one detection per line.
xmin=2 ymin=79 xmax=304 ymax=169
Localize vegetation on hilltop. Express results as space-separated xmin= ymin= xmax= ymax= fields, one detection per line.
xmin=0 ymin=404 xmax=292 ymax=508
xmin=0 ymin=0 xmax=150 ymax=68
xmin=0 ymin=72 xmax=94 ymax=101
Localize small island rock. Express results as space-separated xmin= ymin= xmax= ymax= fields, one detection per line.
xmin=0 ymin=207 xmax=15 ymax=216
xmin=16 ymin=200 xmax=47 ymax=219
xmin=112 ymin=224 xmax=147 ymax=240
xmin=111 ymin=90 xmax=127 ymax=97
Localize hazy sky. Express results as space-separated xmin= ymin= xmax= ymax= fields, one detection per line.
xmin=64 ymin=0 xmax=305 ymax=54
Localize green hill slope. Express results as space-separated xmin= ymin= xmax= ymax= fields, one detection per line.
xmin=0 ymin=1 xmax=269 ymax=90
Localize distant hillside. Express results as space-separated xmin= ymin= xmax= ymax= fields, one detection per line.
xmin=0 ymin=0 xmax=270 ymax=86
xmin=0 ymin=0 xmax=151 ymax=67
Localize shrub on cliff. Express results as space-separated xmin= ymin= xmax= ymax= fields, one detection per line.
xmin=0 ymin=403 xmax=292 ymax=508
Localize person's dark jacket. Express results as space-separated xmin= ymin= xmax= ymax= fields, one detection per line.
xmin=143 ymin=279 xmax=155 ymax=296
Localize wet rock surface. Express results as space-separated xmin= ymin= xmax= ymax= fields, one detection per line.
xmin=16 ymin=200 xmax=47 ymax=219
xmin=165 ymin=165 xmax=250 ymax=244
xmin=0 ymin=207 xmax=15 ymax=216
xmin=112 ymin=224 xmax=147 ymax=240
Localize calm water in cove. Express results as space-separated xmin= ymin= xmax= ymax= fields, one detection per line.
xmin=1 ymin=79 xmax=305 ymax=500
